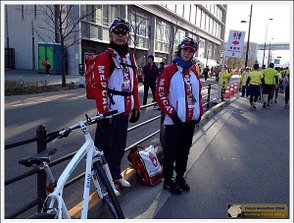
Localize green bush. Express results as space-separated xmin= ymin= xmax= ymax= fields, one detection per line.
xmin=5 ymin=80 xmax=77 ymax=96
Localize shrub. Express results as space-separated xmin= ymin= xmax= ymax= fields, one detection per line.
xmin=5 ymin=80 xmax=77 ymax=96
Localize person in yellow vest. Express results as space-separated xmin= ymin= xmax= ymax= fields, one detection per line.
xmin=219 ymin=65 xmax=233 ymax=100
xmin=193 ymin=63 xmax=201 ymax=76
xmin=261 ymin=63 xmax=279 ymax=108
xmin=246 ymin=64 xmax=263 ymax=109
xmin=240 ymin=67 xmax=250 ymax=97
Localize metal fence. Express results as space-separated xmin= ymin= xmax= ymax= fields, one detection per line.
xmin=5 ymin=83 xmax=222 ymax=219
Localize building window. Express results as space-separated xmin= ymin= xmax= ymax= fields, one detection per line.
xmin=213 ymin=21 xmax=217 ymax=36
xmin=174 ymin=28 xmax=186 ymax=50
xmin=176 ymin=4 xmax=184 ymax=17
xmin=198 ymin=38 xmax=205 ymax=58
xmin=196 ymin=7 xmax=201 ymax=27
xmin=210 ymin=18 xmax=213 ymax=34
xmin=95 ymin=5 xmax=102 ymax=25
xmin=183 ymin=4 xmax=190 ymax=21
xmin=102 ymin=5 xmax=109 ymax=26
xmin=201 ymin=12 xmax=206 ymax=29
xmin=219 ymin=9 xmax=223 ymax=21
xmin=128 ymin=10 xmax=150 ymax=49
xmin=206 ymin=15 xmax=210 ymax=32
xmin=190 ymin=5 xmax=196 ymax=24
xmin=155 ymin=20 xmax=171 ymax=52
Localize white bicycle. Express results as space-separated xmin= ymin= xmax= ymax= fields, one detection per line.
xmin=19 ymin=110 xmax=125 ymax=219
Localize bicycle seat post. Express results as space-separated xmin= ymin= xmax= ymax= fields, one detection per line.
xmin=42 ymin=163 xmax=55 ymax=185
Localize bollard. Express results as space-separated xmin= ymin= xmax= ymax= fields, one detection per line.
xmin=36 ymin=125 xmax=47 ymax=212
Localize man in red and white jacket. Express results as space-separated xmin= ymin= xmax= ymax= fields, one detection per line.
xmin=93 ymin=17 xmax=140 ymax=188
xmin=156 ymin=37 xmax=203 ymax=195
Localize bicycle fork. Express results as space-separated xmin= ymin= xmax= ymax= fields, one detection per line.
xmin=91 ymin=148 xmax=120 ymax=198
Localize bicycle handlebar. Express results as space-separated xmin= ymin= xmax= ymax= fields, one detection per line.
xmin=45 ymin=110 xmax=119 ymax=143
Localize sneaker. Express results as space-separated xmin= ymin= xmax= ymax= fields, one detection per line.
xmin=176 ymin=178 xmax=190 ymax=192
xmin=263 ymin=102 xmax=266 ymax=108
xmin=163 ymin=180 xmax=182 ymax=195
xmin=267 ymin=103 xmax=270 ymax=107
xmin=274 ymin=100 xmax=277 ymax=103
xmin=252 ymin=104 xmax=256 ymax=109
xmin=114 ymin=178 xmax=131 ymax=188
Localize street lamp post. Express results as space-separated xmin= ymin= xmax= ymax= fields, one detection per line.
xmin=267 ymin=37 xmax=274 ymax=65
xmin=241 ymin=4 xmax=253 ymax=69
xmin=262 ymin=18 xmax=273 ymax=66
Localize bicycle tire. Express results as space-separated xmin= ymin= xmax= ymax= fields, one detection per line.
xmin=93 ymin=161 xmax=125 ymax=219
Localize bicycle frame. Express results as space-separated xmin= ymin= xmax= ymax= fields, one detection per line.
xmin=46 ymin=121 xmax=105 ymax=219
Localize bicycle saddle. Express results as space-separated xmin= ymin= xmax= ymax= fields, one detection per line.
xmin=19 ymin=148 xmax=57 ymax=167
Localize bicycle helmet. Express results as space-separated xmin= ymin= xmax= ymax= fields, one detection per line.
xmin=109 ymin=17 xmax=130 ymax=32
xmin=178 ymin=37 xmax=198 ymax=52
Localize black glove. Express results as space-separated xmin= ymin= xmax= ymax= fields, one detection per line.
xmin=129 ymin=109 xmax=140 ymax=123
xmin=100 ymin=117 xmax=112 ymax=128
xmin=171 ymin=112 xmax=182 ymax=124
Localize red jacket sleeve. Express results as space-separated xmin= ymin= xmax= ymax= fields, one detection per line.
xmin=93 ymin=51 xmax=112 ymax=114
xmin=191 ymin=67 xmax=204 ymax=116
xmin=130 ymin=54 xmax=140 ymax=110
xmin=155 ymin=65 xmax=177 ymax=117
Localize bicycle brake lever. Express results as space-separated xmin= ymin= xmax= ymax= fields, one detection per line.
xmin=85 ymin=114 xmax=92 ymax=125
xmin=52 ymin=128 xmax=71 ymax=143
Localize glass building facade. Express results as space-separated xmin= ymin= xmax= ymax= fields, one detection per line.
xmin=80 ymin=4 xmax=227 ymax=68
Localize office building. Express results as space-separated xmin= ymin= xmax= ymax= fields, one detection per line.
xmin=5 ymin=4 xmax=227 ymax=75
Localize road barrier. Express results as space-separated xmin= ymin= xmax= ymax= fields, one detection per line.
xmin=5 ymin=83 xmax=222 ymax=219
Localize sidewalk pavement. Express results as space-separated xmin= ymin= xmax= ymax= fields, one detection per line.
xmin=4 ymin=68 xmax=82 ymax=85
xmin=4 ymin=68 xmax=219 ymax=85
xmin=89 ymin=93 xmax=290 ymax=219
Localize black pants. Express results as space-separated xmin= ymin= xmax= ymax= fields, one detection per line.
xmin=285 ymin=86 xmax=289 ymax=105
xmin=143 ymin=79 xmax=156 ymax=105
xmin=241 ymin=85 xmax=249 ymax=97
xmin=263 ymin=84 xmax=274 ymax=104
xmin=163 ymin=120 xmax=196 ymax=181
xmin=249 ymin=85 xmax=260 ymax=104
xmin=94 ymin=114 xmax=129 ymax=180
xmin=46 ymin=64 xmax=51 ymax=74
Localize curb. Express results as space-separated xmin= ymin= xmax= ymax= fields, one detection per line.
xmin=68 ymin=96 xmax=239 ymax=218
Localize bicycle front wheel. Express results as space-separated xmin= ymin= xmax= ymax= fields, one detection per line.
xmin=92 ymin=161 xmax=125 ymax=219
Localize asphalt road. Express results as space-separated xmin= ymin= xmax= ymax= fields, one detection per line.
xmin=97 ymin=94 xmax=290 ymax=220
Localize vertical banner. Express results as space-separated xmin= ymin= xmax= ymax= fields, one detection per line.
xmin=225 ymin=30 xmax=246 ymax=58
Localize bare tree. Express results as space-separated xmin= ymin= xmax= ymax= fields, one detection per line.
xmin=36 ymin=5 xmax=96 ymax=87
xmin=226 ymin=57 xmax=244 ymax=71
xmin=168 ymin=26 xmax=179 ymax=63
xmin=128 ymin=10 xmax=148 ymax=59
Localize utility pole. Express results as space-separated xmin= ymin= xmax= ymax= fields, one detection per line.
xmin=244 ymin=4 xmax=252 ymax=68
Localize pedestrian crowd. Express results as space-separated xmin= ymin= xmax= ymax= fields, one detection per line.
xmin=241 ymin=63 xmax=290 ymax=110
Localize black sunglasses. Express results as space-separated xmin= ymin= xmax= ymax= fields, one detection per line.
xmin=112 ymin=29 xmax=128 ymax=35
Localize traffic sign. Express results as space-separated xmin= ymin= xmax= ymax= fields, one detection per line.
xmin=225 ymin=30 xmax=245 ymax=58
